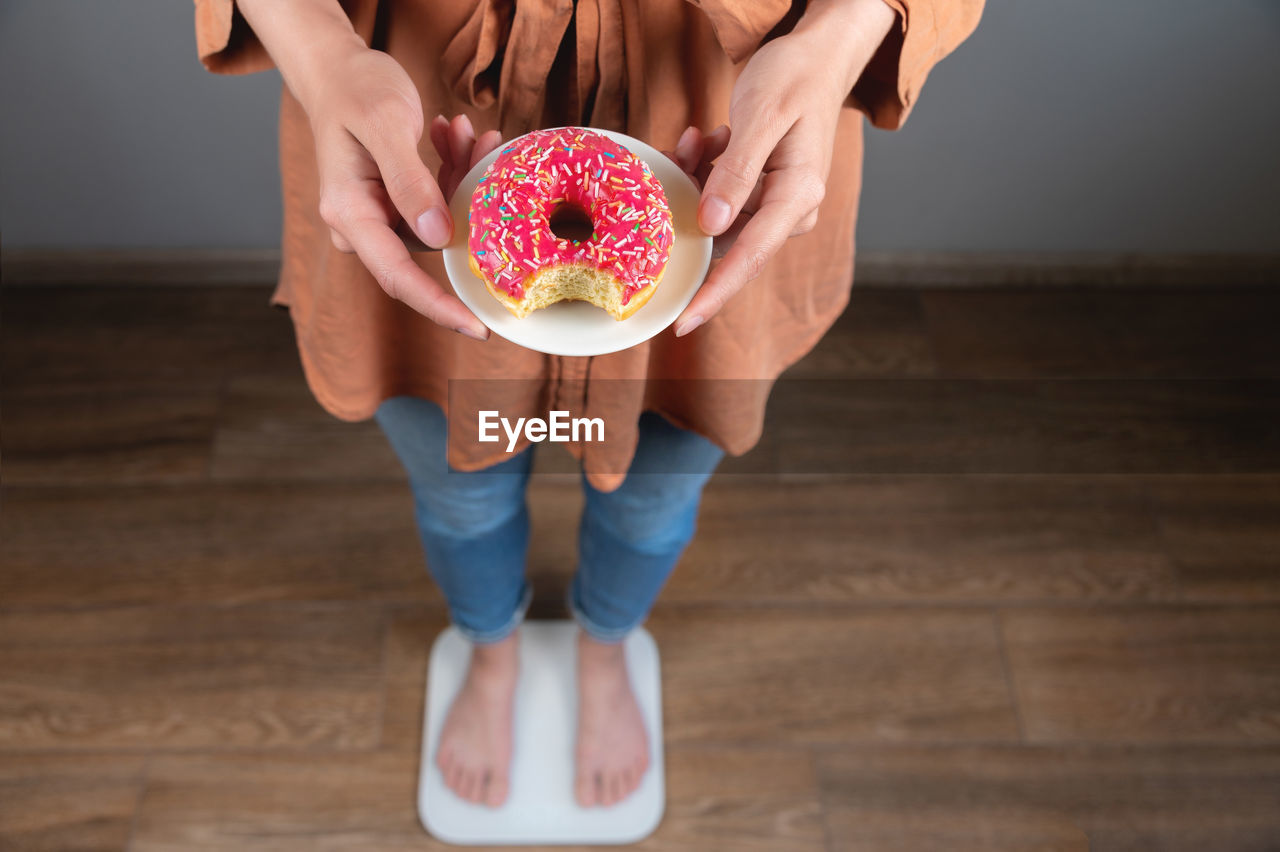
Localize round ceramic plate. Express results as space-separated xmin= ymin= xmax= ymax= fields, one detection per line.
xmin=441 ymin=128 xmax=712 ymax=357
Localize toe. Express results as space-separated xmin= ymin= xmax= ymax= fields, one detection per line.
xmin=598 ymin=773 xmax=613 ymax=807
xmin=461 ymin=768 xmax=481 ymax=802
xmin=594 ymin=771 xmax=607 ymax=807
xmin=575 ymin=764 xmax=597 ymax=807
xmin=600 ymin=772 xmax=615 ymax=806
xmin=484 ymin=770 xmax=509 ymax=808
xmin=620 ymin=765 xmax=635 ymax=793
xmin=435 ymin=746 xmax=453 ymax=775
xmin=446 ymin=762 xmax=465 ymax=796
xmin=609 ymin=770 xmax=626 ymax=805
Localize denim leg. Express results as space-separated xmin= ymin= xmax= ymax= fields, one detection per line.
xmin=374 ymin=396 xmax=534 ymax=644
xmin=568 ymin=411 xmax=725 ymax=643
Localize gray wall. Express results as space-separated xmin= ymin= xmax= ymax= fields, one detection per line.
xmin=3 ymin=0 xmax=1278 ymax=253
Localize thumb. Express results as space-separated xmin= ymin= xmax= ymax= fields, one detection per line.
xmin=368 ymin=131 xmax=453 ymax=249
xmin=697 ymin=116 xmax=781 ymax=237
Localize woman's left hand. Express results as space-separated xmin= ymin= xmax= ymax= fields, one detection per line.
xmin=673 ymin=0 xmax=897 ymax=337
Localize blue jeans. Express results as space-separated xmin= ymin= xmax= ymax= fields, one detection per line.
xmin=374 ymin=397 xmax=724 ymax=645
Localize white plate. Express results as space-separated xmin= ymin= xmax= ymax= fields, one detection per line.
xmin=442 ymin=128 xmax=711 ymax=357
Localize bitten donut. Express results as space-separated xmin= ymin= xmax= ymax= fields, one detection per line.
xmin=467 ymin=127 xmax=674 ymax=320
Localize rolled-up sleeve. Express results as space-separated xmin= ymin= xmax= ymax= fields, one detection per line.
xmin=193 ymin=0 xmax=381 ymax=74
xmin=851 ymin=0 xmax=985 ymax=129
xmin=193 ymin=0 xmax=274 ymax=73
xmin=690 ymin=0 xmax=982 ymax=129
xmin=686 ymin=0 xmax=795 ymax=63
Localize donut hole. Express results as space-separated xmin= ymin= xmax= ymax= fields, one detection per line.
xmin=548 ymin=202 xmax=595 ymax=244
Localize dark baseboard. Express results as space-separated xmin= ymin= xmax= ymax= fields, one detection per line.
xmin=2 ymin=249 xmax=282 ymax=286
xmin=4 ymin=248 xmax=1278 ymax=288
xmin=852 ymin=251 xmax=1280 ymax=288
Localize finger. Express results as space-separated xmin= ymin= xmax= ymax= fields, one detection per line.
xmin=429 ymin=114 xmax=451 ymax=164
xmin=702 ymin=124 xmax=730 ymax=158
xmin=429 ymin=114 xmax=453 ymax=195
xmin=330 ymin=228 xmax=355 ymax=253
xmin=438 ymin=125 xmax=499 ymax=204
xmin=357 ymin=120 xmax=453 ymax=250
xmin=698 ymin=112 xmax=790 ymax=236
xmin=676 ymin=167 xmax=816 ymax=334
xmin=792 ymin=209 xmax=819 ymax=236
xmin=344 ymin=214 xmax=488 ymax=339
xmin=437 ymin=114 xmax=476 ymax=202
xmin=711 ymin=210 xmax=751 ymax=259
xmin=675 ymin=126 xmax=702 ymax=175
xmin=706 ymin=178 xmax=762 ymax=260
xmin=694 ymin=125 xmax=730 ymax=189
xmin=448 ymin=114 xmax=476 ymax=177
xmin=470 ymin=129 xmax=504 ymax=170
xmin=739 ymin=178 xmax=765 ymax=216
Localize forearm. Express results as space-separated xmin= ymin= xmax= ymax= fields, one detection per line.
xmin=792 ymin=0 xmax=898 ymax=96
xmin=235 ymin=0 xmax=366 ymax=113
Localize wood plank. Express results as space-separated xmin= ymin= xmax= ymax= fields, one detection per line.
xmin=130 ymin=752 xmax=427 ymax=852
xmin=377 ymin=606 xmax=449 ymax=754
xmin=1147 ymin=476 xmax=1280 ymax=602
xmin=344 ymin=474 xmax=1178 ymax=610
xmin=922 ymin=288 xmax=1280 ymax=378
xmin=129 ymin=746 xmax=823 ymax=852
xmin=3 ymin=473 xmax=1257 ymax=617
xmin=817 ymin=745 xmax=1280 ymax=852
xmin=0 ymin=483 xmax=435 ymax=608
xmin=651 ymin=748 xmax=825 ymax=851
xmin=10 ymin=249 xmax=1276 ymax=289
xmin=648 ymin=608 xmax=1018 ymax=746
xmin=854 ymin=252 xmax=1280 ymax=289
xmin=2 ymin=385 xmax=218 ymax=486
xmin=0 ymin=604 xmax=386 ymax=751
xmin=0 ymin=285 xmax=295 ymax=391
xmin=669 ymin=477 xmax=1175 ymax=605
xmin=2 ymin=248 xmax=280 ymax=286
xmin=525 ymin=478 xmax=583 ymax=582
xmin=209 ymin=372 xmax=405 ymax=483
xmin=1001 ymin=607 xmax=1280 ymax=744
xmin=784 ymin=290 xmax=936 ymax=378
xmin=765 ymin=377 xmax=1280 ymax=474
xmin=0 ymin=754 xmax=147 ymax=852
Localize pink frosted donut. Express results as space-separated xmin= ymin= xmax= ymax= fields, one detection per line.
xmin=467 ymin=127 xmax=674 ymax=321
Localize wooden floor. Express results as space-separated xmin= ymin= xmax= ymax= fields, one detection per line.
xmin=2 ymin=283 xmax=1279 ymax=851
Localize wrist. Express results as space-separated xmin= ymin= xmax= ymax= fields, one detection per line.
xmin=792 ymin=0 xmax=898 ymax=96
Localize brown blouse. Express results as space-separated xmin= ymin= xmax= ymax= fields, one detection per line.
xmin=194 ymin=0 xmax=983 ymax=491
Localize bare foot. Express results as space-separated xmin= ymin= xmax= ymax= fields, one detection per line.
xmin=434 ymin=628 xmax=520 ymax=807
xmin=574 ymin=629 xmax=650 ymax=807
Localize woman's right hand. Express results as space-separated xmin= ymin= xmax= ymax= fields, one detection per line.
xmin=236 ymin=0 xmax=496 ymax=339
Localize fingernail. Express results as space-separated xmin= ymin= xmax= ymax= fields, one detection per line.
xmin=701 ymin=196 xmax=731 ymax=235
xmin=711 ymin=123 xmax=729 ymax=137
xmin=676 ymin=131 xmax=696 ymax=166
xmin=456 ymin=325 xmax=488 ymax=341
xmin=433 ymin=113 xmax=448 ymax=126
xmin=674 ymin=314 xmax=704 ymax=337
xmin=458 ymin=113 xmax=474 ymax=136
xmin=677 ymin=125 xmax=697 ymax=150
xmin=417 ymin=206 xmax=451 ymax=248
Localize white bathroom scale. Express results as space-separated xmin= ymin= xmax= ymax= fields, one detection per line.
xmin=441 ymin=127 xmax=713 ymax=357
xmin=418 ymin=620 xmax=666 ymax=845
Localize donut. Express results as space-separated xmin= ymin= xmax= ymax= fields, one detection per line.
xmin=467 ymin=127 xmax=674 ymax=321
